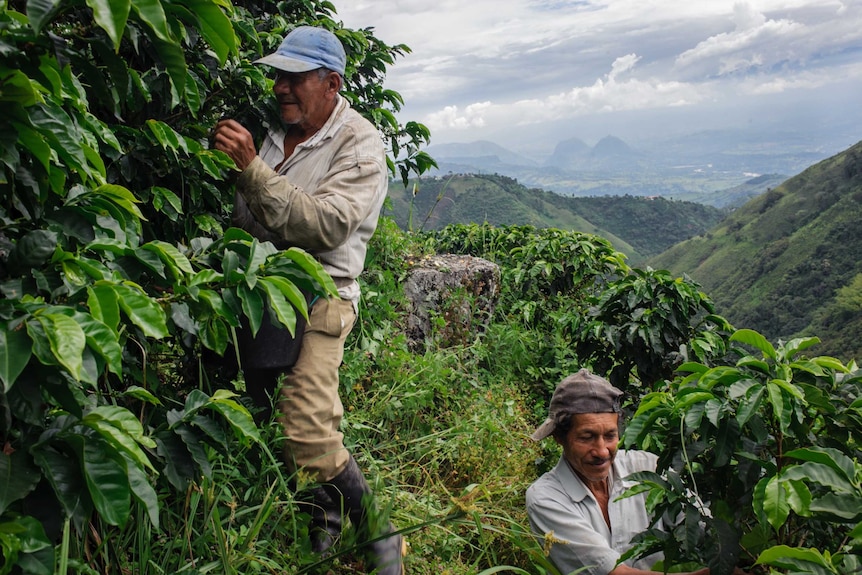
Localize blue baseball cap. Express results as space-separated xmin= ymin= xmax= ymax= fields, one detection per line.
xmin=255 ymin=26 xmax=346 ymax=76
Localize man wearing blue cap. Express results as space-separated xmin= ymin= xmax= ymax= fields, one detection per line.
xmin=526 ymin=369 xmax=747 ymax=575
xmin=212 ymin=26 xmax=403 ymax=574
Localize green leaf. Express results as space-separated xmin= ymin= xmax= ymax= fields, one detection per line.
xmin=237 ymin=283 xmax=263 ymax=336
xmin=173 ymin=424 xmax=212 ymax=478
xmin=152 ymin=38 xmax=187 ymax=97
xmin=755 ymin=545 xmax=838 ymax=574
xmin=180 ymin=0 xmax=236 ymax=63
xmin=130 ymin=0 xmax=172 ymax=41
xmin=784 ymin=478 xmax=812 ymax=516
xmin=731 ymin=329 xmax=776 ymax=360
xmin=123 ymin=454 xmax=160 ymax=529
xmin=121 ymin=385 xmax=162 ymax=405
xmin=258 ymin=278 xmax=298 ymax=334
xmin=260 ymin=276 xmax=308 ymax=319
xmin=0 ymin=451 xmax=41 ymax=515
xmin=808 ymin=492 xmax=862 ymax=521
xmin=82 ymin=436 xmax=131 ymax=527
xmin=762 ymin=475 xmax=790 ymax=531
xmin=0 ymin=322 xmax=32 ymax=392
xmin=33 ymin=313 xmax=86 ymax=381
xmin=280 ymin=247 xmax=339 ymax=295
xmin=87 ymin=284 xmax=121 ymax=333
xmin=145 ymin=119 xmax=184 ymax=153
xmin=93 ymin=184 xmax=146 ymax=221
xmin=26 ymin=0 xmax=62 ymax=33
xmin=782 ymin=462 xmax=854 ymax=495
xmin=85 ymin=0 xmax=132 ymax=50
xmin=14 ymin=122 xmax=52 ymax=171
xmin=784 ymin=447 xmax=857 ymax=485
xmin=73 ymin=312 xmax=123 ymax=376
xmin=141 ymin=240 xmax=194 ymax=277
xmin=209 ymin=389 xmax=260 ymax=446
xmin=114 ymin=283 xmax=169 ymax=338
xmin=83 ymin=406 xmax=156 ymax=473
xmin=31 ymin=444 xmax=90 ymax=523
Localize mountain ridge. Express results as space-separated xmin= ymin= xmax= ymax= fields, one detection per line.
xmin=648 ymin=139 xmax=862 ymax=361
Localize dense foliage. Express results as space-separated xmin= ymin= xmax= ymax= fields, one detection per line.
xmin=2 ymin=0 xmax=860 ymax=573
xmin=385 ymin=173 xmax=725 ymax=262
xmin=650 ymin=141 xmax=862 ymax=361
xmin=0 ymin=0 xmax=431 ymax=571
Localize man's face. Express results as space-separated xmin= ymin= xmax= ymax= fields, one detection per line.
xmin=273 ymin=69 xmax=337 ymax=130
xmin=557 ymin=412 xmax=620 ymax=484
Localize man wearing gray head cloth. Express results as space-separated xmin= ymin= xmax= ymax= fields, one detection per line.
xmin=212 ymin=25 xmax=403 ymax=575
xmin=526 ymin=369 xmax=746 ymax=575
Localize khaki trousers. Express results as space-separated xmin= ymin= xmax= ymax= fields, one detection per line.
xmin=276 ymin=296 xmax=355 ymax=482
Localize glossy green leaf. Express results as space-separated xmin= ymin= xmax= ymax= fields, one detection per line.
xmin=731 ymin=329 xmax=776 ymax=360
xmin=0 ymin=451 xmax=41 ymax=515
xmin=85 ymin=0 xmax=131 ymax=50
xmin=808 ymin=493 xmax=862 ymax=521
xmin=209 ymin=389 xmax=260 ymax=446
xmin=173 ymin=424 xmax=212 ymax=478
xmin=113 ymin=283 xmax=169 ymax=338
xmin=0 ymin=322 xmax=32 ymax=392
xmin=759 ymin=475 xmax=790 ymax=531
xmin=83 ymin=406 xmax=156 ymax=472
xmin=150 ymin=186 xmax=183 ymax=217
xmin=26 ymin=0 xmax=62 ymax=33
xmin=258 ymin=278 xmax=297 ymax=334
xmin=181 ymin=0 xmax=236 ymax=63
xmin=94 ymin=184 xmax=146 ymax=220
xmin=87 ymin=284 xmax=121 ymax=333
xmin=200 ymin=316 xmax=228 ymax=354
xmin=783 ymin=478 xmax=812 ymax=516
xmin=14 ymin=122 xmax=52 ymax=171
xmin=152 ymin=38 xmax=187 ymax=97
xmin=58 ymin=310 xmax=123 ymax=376
xmin=782 ymin=462 xmax=854 ymax=494
xmin=121 ymin=385 xmax=162 ymax=405
xmin=237 ymin=282 xmax=263 ymax=336
xmin=145 ymin=119 xmax=184 ymax=153
xmin=123 ymin=454 xmax=160 ymax=529
xmin=31 ymin=444 xmax=89 ymax=523
xmin=130 ymin=0 xmax=171 ymax=41
xmin=280 ymin=247 xmax=338 ymax=295
xmin=755 ymin=545 xmax=837 ymax=574
xmin=784 ymin=447 xmax=857 ymax=484
xmin=34 ymin=313 xmax=86 ymax=381
xmin=260 ymin=275 xmax=308 ymax=319
xmin=141 ymin=240 xmax=194 ymax=278
xmin=82 ymin=436 xmax=131 ymax=527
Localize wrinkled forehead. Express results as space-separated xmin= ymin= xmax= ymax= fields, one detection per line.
xmin=569 ymin=412 xmax=620 ymax=432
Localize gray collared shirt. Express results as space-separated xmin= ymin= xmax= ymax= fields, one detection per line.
xmin=526 ymin=450 xmax=664 ymax=575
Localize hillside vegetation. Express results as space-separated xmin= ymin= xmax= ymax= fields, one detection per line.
xmin=386 ymin=174 xmax=726 ymax=262
xmin=649 ymin=140 xmax=862 ymax=361
xmin=4 ymin=0 xmax=862 ymax=573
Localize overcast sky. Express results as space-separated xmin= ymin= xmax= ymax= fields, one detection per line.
xmin=335 ymin=0 xmax=862 ymax=157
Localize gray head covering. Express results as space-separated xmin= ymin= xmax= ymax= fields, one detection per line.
xmin=254 ymin=26 xmax=346 ymax=76
xmin=530 ymin=368 xmax=623 ymax=441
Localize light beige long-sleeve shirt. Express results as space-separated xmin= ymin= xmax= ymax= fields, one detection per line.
xmin=233 ymin=95 xmax=388 ymax=304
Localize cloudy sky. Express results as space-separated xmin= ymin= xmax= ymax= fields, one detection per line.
xmin=335 ymin=0 xmax=862 ymax=157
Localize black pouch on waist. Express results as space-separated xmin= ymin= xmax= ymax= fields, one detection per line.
xmin=236 ymin=291 xmax=315 ymax=370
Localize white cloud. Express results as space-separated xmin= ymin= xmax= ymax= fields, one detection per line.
xmin=335 ymin=0 xmax=862 ymax=145
xmin=426 ymin=102 xmax=491 ymax=129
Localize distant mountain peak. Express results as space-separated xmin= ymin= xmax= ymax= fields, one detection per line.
xmin=592 ymin=135 xmax=635 ymax=157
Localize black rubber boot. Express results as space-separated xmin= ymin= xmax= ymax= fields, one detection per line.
xmin=296 ymin=486 xmax=343 ymax=554
xmin=322 ymin=456 xmax=404 ymax=575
